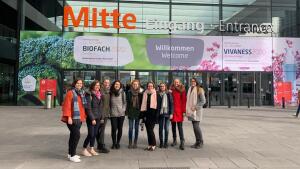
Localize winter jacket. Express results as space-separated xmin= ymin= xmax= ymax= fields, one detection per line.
xmin=171 ymin=85 xmax=187 ymax=122
xmin=126 ymin=90 xmax=143 ymax=119
xmin=100 ymin=88 xmax=110 ymax=118
xmin=61 ymin=90 xmax=86 ymax=123
xmin=110 ymin=89 xmax=127 ymax=117
xmin=86 ymin=92 xmax=102 ymax=121
xmin=157 ymin=92 xmax=174 ymax=117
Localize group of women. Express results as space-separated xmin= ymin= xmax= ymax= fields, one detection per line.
xmin=61 ymin=78 xmax=206 ymax=163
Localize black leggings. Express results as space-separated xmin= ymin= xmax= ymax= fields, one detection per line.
xmin=110 ymin=116 xmax=125 ymax=145
xmin=145 ymin=120 xmax=156 ymax=146
xmin=67 ymin=120 xmax=82 ymax=156
xmin=171 ymin=122 xmax=184 ymax=141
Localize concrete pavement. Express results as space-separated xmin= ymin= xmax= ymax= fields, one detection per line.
xmin=0 ymin=106 xmax=300 ymax=169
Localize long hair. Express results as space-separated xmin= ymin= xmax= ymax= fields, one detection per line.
xmin=71 ymin=78 xmax=84 ymax=89
xmin=110 ymin=80 xmax=123 ymax=96
xmin=89 ymin=80 xmax=101 ymax=91
xmin=191 ymin=77 xmax=204 ymax=95
xmin=158 ymin=82 xmax=168 ymax=92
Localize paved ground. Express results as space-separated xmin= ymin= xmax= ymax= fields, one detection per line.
xmin=1 ymin=106 xmax=300 ymax=169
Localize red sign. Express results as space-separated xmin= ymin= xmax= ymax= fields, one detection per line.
xmin=275 ymin=82 xmax=292 ymax=103
xmin=39 ymin=79 xmax=57 ymax=100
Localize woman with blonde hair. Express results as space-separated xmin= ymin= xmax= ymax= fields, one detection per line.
xmin=186 ymin=78 xmax=206 ymax=149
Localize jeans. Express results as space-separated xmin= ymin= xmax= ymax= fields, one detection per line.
xmin=171 ymin=122 xmax=184 ymax=142
xmin=128 ymin=118 xmax=139 ymax=142
xmin=83 ymin=119 xmax=100 ymax=148
xmin=145 ymin=120 xmax=156 ymax=146
xmin=111 ymin=116 xmax=125 ymax=145
xmin=192 ymin=121 xmax=203 ymax=143
xmin=96 ymin=117 xmax=108 ymax=148
xmin=159 ymin=116 xmax=170 ymax=144
xmin=67 ymin=120 xmax=82 ymax=156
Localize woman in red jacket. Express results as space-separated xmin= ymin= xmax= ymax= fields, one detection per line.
xmin=170 ymin=78 xmax=187 ymax=150
xmin=61 ymin=79 xmax=87 ymax=163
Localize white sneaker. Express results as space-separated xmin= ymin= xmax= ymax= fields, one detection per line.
xmin=69 ymin=156 xmax=81 ymax=163
xmin=68 ymin=154 xmax=80 ymax=159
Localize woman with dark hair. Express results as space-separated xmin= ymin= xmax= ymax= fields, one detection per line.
xmin=82 ymin=80 xmax=102 ymax=156
xmin=141 ymin=82 xmax=158 ymax=151
xmin=157 ymin=82 xmax=173 ymax=148
xmin=126 ymin=79 xmax=143 ymax=149
xmin=61 ymin=78 xmax=87 ymax=163
xmin=170 ymin=78 xmax=187 ymax=150
xmin=186 ymin=78 xmax=206 ymax=149
xmin=110 ymin=80 xmax=127 ymax=149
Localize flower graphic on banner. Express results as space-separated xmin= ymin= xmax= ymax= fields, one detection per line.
xmin=196 ymin=41 xmax=224 ymax=71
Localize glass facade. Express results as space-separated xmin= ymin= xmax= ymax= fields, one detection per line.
xmin=11 ymin=0 xmax=300 ymax=106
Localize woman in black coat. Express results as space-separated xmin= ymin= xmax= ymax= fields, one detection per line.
xmin=82 ymin=80 xmax=102 ymax=156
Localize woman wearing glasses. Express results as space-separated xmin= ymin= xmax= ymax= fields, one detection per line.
xmin=186 ymin=78 xmax=206 ymax=149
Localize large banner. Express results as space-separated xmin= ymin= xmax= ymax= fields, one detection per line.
xmin=272 ymin=38 xmax=300 ymax=105
xmin=18 ymin=31 xmax=300 ymax=106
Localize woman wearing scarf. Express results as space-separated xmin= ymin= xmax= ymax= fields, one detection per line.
xmin=170 ymin=78 xmax=187 ymax=150
xmin=141 ymin=82 xmax=158 ymax=151
xmin=110 ymin=80 xmax=127 ymax=149
xmin=186 ymin=78 xmax=206 ymax=149
xmin=82 ymin=80 xmax=102 ymax=156
xmin=157 ymin=82 xmax=173 ymax=149
xmin=126 ymin=79 xmax=143 ymax=149
xmin=61 ymin=79 xmax=87 ymax=163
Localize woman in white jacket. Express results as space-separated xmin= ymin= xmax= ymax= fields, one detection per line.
xmin=186 ymin=78 xmax=206 ymax=149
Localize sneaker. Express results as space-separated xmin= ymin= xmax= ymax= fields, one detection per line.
xmin=68 ymin=154 xmax=80 ymax=159
xmin=82 ymin=148 xmax=92 ymax=157
xmin=171 ymin=140 xmax=177 ymax=147
xmin=88 ymin=147 xmax=99 ymax=156
xmin=69 ymin=156 xmax=81 ymax=163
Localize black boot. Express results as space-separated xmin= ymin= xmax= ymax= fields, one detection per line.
xmin=99 ymin=144 xmax=110 ymax=153
xmin=179 ymin=140 xmax=185 ymax=150
xmin=133 ymin=140 xmax=137 ymax=149
xmin=191 ymin=142 xmax=200 ymax=149
xmin=128 ymin=140 xmax=133 ymax=149
xmin=171 ymin=138 xmax=177 ymax=147
xmin=199 ymin=140 xmax=204 ymax=148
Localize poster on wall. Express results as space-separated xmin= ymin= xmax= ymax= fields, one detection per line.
xmin=74 ymin=36 xmax=134 ymax=66
xmin=273 ymin=38 xmax=300 ymax=105
xmin=39 ymin=79 xmax=57 ymax=100
xmin=222 ymin=36 xmax=272 ymax=71
xmin=22 ymin=75 xmax=36 ymax=92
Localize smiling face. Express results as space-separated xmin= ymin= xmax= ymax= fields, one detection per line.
xmin=159 ymin=83 xmax=166 ymax=92
xmin=114 ymin=82 xmax=121 ymax=90
xmin=132 ymin=81 xmax=139 ymax=90
xmin=75 ymin=80 xmax=83 ymax=90
xmin=174 ymin=79 xmax=180 ymax=87
xmin=191 ymin=79 xmax=197 ymax=87
xmin=103 ymin=79 xmax=110 ymax=90
xmin=93 ymin=82 xmax=101 ymax=92
xmin=147 ymin=83 xmax=154 ymax=90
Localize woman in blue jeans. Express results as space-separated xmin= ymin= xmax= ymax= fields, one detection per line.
xmin=126 ymin=80 xmax=143 ymax=149
xmin=82 ymin=80 xmax=102 ymax=156
xmin=157 ymin=82 xmax=173 ymax=148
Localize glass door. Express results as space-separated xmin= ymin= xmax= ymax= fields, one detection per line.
xmin=208 ymin=72 xmax=222 ymax=106
xmin=156 ymin=72 xmax=169 ymax=85
xmin=119 ymin=71 xmax=136 ymax=91
xmin=224 ymin=73 xmax=238 ymax=106
xmin=260 ymin=72 xmax=273 ymax=105
xmin=63 ymin=71 xmax=96 ymax=93
xmin=0 ymin=63 xmax=14 ymax=105
xmin=137 ymin=71 xmax=152 ymax=89
xmin=100 ymin=71 xmax=116 ymax=82
xmin=240 ymin=72 xmax=255 ymax=106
